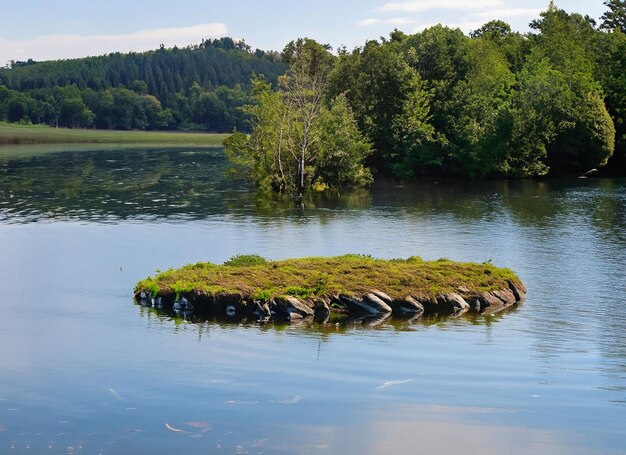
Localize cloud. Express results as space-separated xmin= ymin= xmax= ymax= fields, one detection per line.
xmin=359 ymin=17 xmax=418 ymax=27
xmin=358 ymin=18 xmax=381 ymax=27
xmin=471 ymin=7 xmax=543 ymax=20
xmin=375 ymin=0 xmax=504 ymax=13
xmin=0 ymin=23 xmax=227 ymax=66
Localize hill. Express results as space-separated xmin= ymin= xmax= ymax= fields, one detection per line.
xmin=0 ymin=37 xmax=287 ymax=132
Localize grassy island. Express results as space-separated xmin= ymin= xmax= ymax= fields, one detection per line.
xmin=135 ymin=255 xmax=527 ymax=323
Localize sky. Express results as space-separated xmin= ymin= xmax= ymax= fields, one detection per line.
xmin=0 ymin=0 xmax=608 ymax=66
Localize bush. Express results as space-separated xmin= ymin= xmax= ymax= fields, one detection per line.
xmin=223 ymin=254 xmax=268 ymax=267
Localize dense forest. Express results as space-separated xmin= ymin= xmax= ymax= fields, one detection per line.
xmin=225 ymin=1 xmax=626 ymax=194
xmin=1 ymin=1 xmax=625 ymax=182
xmin=0 ymin=37 xmax=286 ymax=131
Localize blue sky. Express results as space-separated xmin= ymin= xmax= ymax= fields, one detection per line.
xmin=0 ymin=0 xmax=608 ymax=66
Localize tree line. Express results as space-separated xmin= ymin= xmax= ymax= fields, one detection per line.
xmin=226 ymin=1 xmax=626 ymax=199
xmin=1 ymin=2 xmax=625 ymax=188
xmin=0 ymin=37 xmax=286 ymax=131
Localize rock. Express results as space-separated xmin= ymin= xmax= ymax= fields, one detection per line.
xmin=415 ymin=295 xmax=438 ymax=314
xmin=445 ymin=293 xmax=470 ymax=312
xmin=390 ymin=296 xmax=424 ymax=316
xmin=492 ymin=289 xmax=517 ymax=306
xmin=339 ymin=294 xmax=391 ymax=315
xmin=274 ymin=296 xmax=314 ymax=317
xmin=370 ymin=290 xmax=393 ymax=304
xmin=507 ymin=280 xmax=527 ymax=301
xmin=479 ymin=291 xmax=506 ymax=315
xmin=363 ymin=293 xmax=393 ymax=313
xmin=428 ymin=293 xmax=470 ymax=315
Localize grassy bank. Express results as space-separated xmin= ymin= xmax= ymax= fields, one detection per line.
xmin=136 ymin=254 xmax=522 ymax=301
xmin=0 ymin=123 xmax=228 ymax=146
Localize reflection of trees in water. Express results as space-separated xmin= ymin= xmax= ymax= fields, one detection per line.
xmin=0 ymin=148 xmax=244 ymax=222
xmin=2 ymin=147 xmax=625 ymax=245
xmin=370 ymin=178 xmax=626 ymax=245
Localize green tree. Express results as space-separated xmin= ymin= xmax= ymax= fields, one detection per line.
xmin=596 ymin=28 xmax=626 ymax=173
xmin=601 ymin=0 xmax=626 ymax=33
xmin=328 ymin=38 xmax=432 ymax=175
xmin=225 ymin=40 xmax=372 ymax=199
xmin=509 ymin=3 xmax=616 ymax=175
xmin=446 ymin=39 xmax=515 ymax=177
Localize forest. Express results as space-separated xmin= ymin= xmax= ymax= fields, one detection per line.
xmin=1 ymin=2 xmax=625 ymax=184
xmin=0 ymin=37 xmax=286 ymax=132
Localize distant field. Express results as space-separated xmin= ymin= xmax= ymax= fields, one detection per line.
xmin=0 ymin=123 xmax=229 ymax=146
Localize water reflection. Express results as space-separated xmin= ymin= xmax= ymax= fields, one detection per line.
xmin=2 ymin=147 xmax=625 ymax=246
xmin=280 ymin=404 xmax=598 ymax=455
xmin=2 ymin=146 xmax=626 ymax=453
xmin=135 ymin=301 xmax=520 ymax=336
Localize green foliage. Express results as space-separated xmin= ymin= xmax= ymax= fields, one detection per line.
xmin=225 ymin=40 xmax=373 ymax=196
xmin=0 ymin=38 xmax=285 ymax=132
xmin=285 ymin=286 xmax=315 ymax=298
xmin=2 ymin=6 xmax=625 ymax=178
xmin=601 ymin=0 xmax=626 ymax=33
xmin=223 ymin=254 xmax=268 ymax=267
xmin=328 ymin=39 xmax=431 ymax=174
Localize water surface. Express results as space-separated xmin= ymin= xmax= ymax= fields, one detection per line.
xmin=1 ymin=146 xmax=625 ymax=454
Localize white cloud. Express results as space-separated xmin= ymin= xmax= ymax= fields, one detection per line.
xmin=358 ymin=18 xmax=381 ymax=26
xmin=359 ymin=17 xmax=418 ymax=27
xmin=471 ymin=7 xmax=543 ymax=20
xmin=375 ymin=0 xmax=504 ymax=13
xmin=0 ymin=23 xmax=227 ymax=66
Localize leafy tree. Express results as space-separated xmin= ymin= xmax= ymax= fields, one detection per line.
xmin=328 ymin=39 xmax=432 ymax=175
xmin=520 ymin=4 xmax=615 ymax=174
xmin=225 ymin=40 xmax=372 ymax=198
xmin=595 ymin=30 xmax=626 ymax=173
xmin=446 ymin=39 xmax=515 ymax=176
xmin=601 ymin=0 xmax=626 ymax=33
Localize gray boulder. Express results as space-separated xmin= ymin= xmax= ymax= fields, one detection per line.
xmin=390 ymin=296 xmax=425 ymax=316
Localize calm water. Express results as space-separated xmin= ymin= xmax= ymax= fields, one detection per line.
xmin=0 ymin=146 xmax=625 ymax=454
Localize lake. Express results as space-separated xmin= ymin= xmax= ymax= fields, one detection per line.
xmin=0 ymin=146 xmax=625 ymax=454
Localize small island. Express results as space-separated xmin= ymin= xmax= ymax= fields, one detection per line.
xmin=134 ymin=255 xmax=526 ymax=324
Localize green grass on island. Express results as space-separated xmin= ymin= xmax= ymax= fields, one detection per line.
xmin=135 ymin=254 xmax=523 ymax=301
xmin=0 ymin=123 xmax=228 ymax=147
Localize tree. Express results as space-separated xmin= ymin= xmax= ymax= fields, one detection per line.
xmin=328 ymin=38 xmax=433 ymax=175
xmin=596 ymin=30 xmax=626 ymax=173
xmin=511 ymin=3 xmax=616 ymax=175
xmin=601 ymin=0 xmax=626 ymax=33
xmin=225 ymin=39 xmax=372 ymax=199
xmin=446 ymin=39 xmax=515 ymax=177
